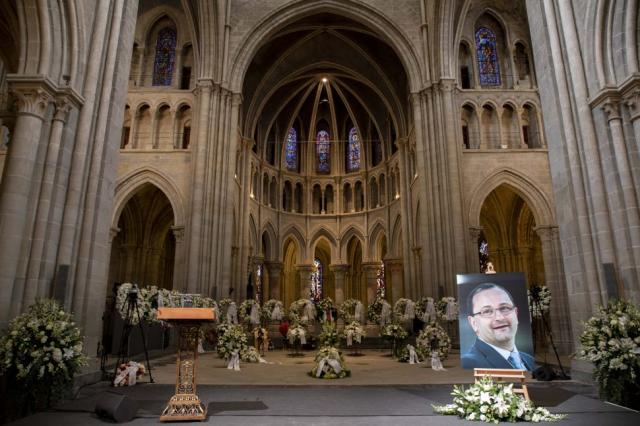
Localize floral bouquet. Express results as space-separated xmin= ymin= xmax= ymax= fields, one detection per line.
xmin=240 ymin=346 xmax=261 ymax=363
xmin=318 ymin=323 xmax=340 ymax=347
xmin=433 ymin=376 xmax=566 ymax=422
xmin=342 ymin=321 xmax=366 ymax=347
xmin=381 ymin=322 xmax=409 ymax=357
xmin=262 ymin=299 xmax=284 ymax=323
xmin=218 ymin=298 xmax=233 ymax=323
xmin=578 ymin=299 xmax=640 ymax=409
xmin=416 ymin=323 xmax=451 ymax=360
xmin=309 ymin=347 xmax=350 ymax=379
xmin=316 ymin=297 xmax=335 ymax=323
xmin=437 ymin=297 xmax=459 ymax=321
xmin=415 ymin=296 xmax=438 ymax=323
xmin=0 ymin=299 xmax=88 ymax=408
xmin=289 ymin=299 xmax=314 ymax=324
xmin=287 ymin=324 xmax=307 ymax=346
xmin=239 ymin=299 xmax=261 ymax=326
xmin=393 ymin=298 xmax=416 ymax=322
xmin=528 ymin=285 xmax=551 ymax=319
xmin=216 ymin=324 xmax=248 ymax=360
xmin=113 ymin=361 xmax=146 ymax=386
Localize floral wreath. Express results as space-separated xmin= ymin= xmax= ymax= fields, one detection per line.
xmin=309 ymin=346 xmax=350 ymax=379
xmin=416 ymin=323 xmax=451 ymax=359
xmin=528 ymin=285 xmax=551 ymax=319
xmin=342 ymin=321 xmax=366 ymax=345
xmin=316 ymin=297 xmax=335 ymax=322
xmin=287 ymin=324 xmax=306 ymax=344
xmin=367 ymin=297 xmax=384 ymax=323
xmin=217 ymin=298 xmax=233 ymax=322
xmin=239 ymin=299 xmax=261 ymax=325
xmin=393 ymin=298 xmax=416 ymax=322
xmin=338 ymin=299 xmax=360 ymax=323
xmin=289 ymin=299 xmax=312 ymax=324
xmin=262 ymin=299 xmax=284 ymax=322
xmin=415 ymin=296 xmax=436 ymax=321
xmin=437 ymin=297 xmax=459 ymax=321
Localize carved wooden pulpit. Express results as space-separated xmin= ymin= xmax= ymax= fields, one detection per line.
xmin=157 ymin=307 xmax=215 ymax=422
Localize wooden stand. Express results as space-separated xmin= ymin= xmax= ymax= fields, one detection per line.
xmin=157 ymin=308 xmax=215 ymax=422
xmin=473 ymin=368 xmax=530 ymax=401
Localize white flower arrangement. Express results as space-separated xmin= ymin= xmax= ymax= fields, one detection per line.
xmin=216 ymin=324 xmax=248 ymax=360
xmin=527 ymin=285 xmax=551 ymax=319
xmin=240 ymin=346 xmax=261 ymax=363
xmin=218 ymin=298 xmax=233 ymax=323
xmin=287 ymin=324 xmax=307 ymax=345
xmin=309 ymin=346 xmax=350 ymax=379
xmin=239 ymin=299 xmax=261 ymax=326
xmin=381 ymin=323 xmax=409 ymax=341
xmin=289 ymin=299 xmax=314 ymax=325
xmin=0 ymin=299 xmax=88 ymax=403
xmin=437 ymin=297 xmax=459 ymax=321
xmin=342 ymin=321 xmax=366 ymax=346
xmin=393 ymin=298 xmax=416 ymax=322
xmin=338 ymin=298 xmax=364 ymax=323
xmin=415 ymin=297 xmax=438 ymax=322
xmin=262 ymin=299 xmax=284 ymax=322
xmin=416 ymin=323 xmax=451 ymax=360
xmin=578 ymin=299 xmax=640 ymax=409
xmin=318 ymin=323 xmax=340 ymax=347
xmin=433 ymin=376 xmax=566 ymax=423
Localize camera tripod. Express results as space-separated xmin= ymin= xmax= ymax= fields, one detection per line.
xmin=531 ymin=292 xmax=569 ymax=380
xmin=113 ymin=286 xmax=154 ymax=383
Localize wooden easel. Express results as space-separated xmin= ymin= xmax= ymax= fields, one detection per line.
xmin=473 ymin=368 xmax=530 ymax=401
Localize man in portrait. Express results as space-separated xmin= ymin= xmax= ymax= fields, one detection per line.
xmin=461 ymin=283 xmax=536 ymax=370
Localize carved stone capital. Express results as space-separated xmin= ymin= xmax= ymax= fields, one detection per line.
xmin=53 ymin=96 xmax=74 ymax=122
xmin=601 ymin=97 xmax=622 ymax=122
xmin=264 ymin=261 xmax=283 ymax=275
xmin=329 ymin=264 xmax=349 ymax=274
xmin=171 ymin=226 xmax=185 ymax=242
xmin=534 ymin=225 xmax=558 ymax=242
xmin=10 ymin=86 xmax=53 ymax=118
xmin=468 ymin=226 xmax=483 ymax=241
xmin=437 ymin=78 xmax=456 ymax=92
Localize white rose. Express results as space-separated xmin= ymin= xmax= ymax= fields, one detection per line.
xmin=52 ymin=348 xmax=63 ymax=362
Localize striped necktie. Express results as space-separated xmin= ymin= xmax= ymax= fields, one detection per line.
xmin=508 ymin=352 xmax=526 ymax=370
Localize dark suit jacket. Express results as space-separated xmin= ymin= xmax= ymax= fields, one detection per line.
xmin=461 ymin=338 xmax=536 ymax=370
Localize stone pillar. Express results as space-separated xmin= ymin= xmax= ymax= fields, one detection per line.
xmin=296 ymin=264 xmax=314 ymax=300
xmin=0 ymin=80 xmax=53 ymax=324
xmin=601 ymin=97 xmax=640 ymax=272
xmin=330 ymin=264 xmax=349 ymax=305
xmin=535 ymin=226 xmax=573 ymax=354
xmin=362 ymin=262 xmax=380 ymax=306
xmin=23 ymin=94 xmax=76 ymax=306
xmin=468 ymin=227 xmax=482 ymax=272
xmin=127 ymin=110 xmax=138 ymax=148
xmin=172 ymin=226 xmax=186 ymax=292
xmin=384 ymin=259 xmax=404 ymax=303
xmin=265 ymin=261 xmax=283 ymax=300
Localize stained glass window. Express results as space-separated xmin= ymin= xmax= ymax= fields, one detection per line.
xmin=316 ymin=130 xmax=330 ymax=173
xmin=376 ymin=261 xmax=386 ymax=299
xmin=311 ymin=258 xmax=323 ymax=301
xmin=285 ymin=128 xmax=298 ymax=171
xmin=347 ymin=127 xmax=360 ymax=172
xmin=475 ymin=27 xmax=501 ymax=86
xmin=256 ymin=264 xmax=263 ymax=304
xmin=152 ymin=28 xmax=177 ymax=86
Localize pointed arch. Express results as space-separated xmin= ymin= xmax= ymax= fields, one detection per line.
xmin=261 ymin=221 xmax=278 ymax=260
xmin=390 ymin=214 xmax=403 ymax=256
xmin=309 ymin=226 xmax=338 ymax=260
xmin=368 ymin=220 xmax=387 ymax=259
xmin=112 ymin=167 xmax=185 ymax=229
xmin=281 ymin=224 xmax=307 ymax=261
xmin=248 ymin=214 xmax=258 ymax=255
xmin=339 ymin=225 xmax=366 ymax=260
xmin=468 ymin=168 xmax=555 ymax=228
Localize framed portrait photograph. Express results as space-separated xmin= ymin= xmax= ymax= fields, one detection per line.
xmin=456 ymin=272 xmax=535 ymax=370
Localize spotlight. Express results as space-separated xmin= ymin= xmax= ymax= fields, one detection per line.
xmin=321 ymin=77 xmax=328 ymax=83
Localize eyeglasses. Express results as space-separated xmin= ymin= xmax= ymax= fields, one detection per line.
xmin=472 ymin=305 xmax=516 ymax=318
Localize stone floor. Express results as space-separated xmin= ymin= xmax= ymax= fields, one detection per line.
xmin=6 ymin=348 xmax=640 ymax=425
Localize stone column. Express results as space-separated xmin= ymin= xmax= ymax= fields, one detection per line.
xmin=601 ymin=97 xmax=640 ymax=271
xmin=384 ymin=259 xmax=404 ymax=303
xmin=265 ymin=261 xmax=283 ymax=300
xmin=171 ymin=226 xmax=186 ymax=292
xmin=535 ymin=226 xmax=573 ymax=354
xmin=468 ymin=227 xmax=482 ymax=272
xmin=362 ymin=262 xmax=380 ymax=306
xmin=127 ymin=110 xmax=138 ymax=148
xmin=0 ymin=80 xmax=53 ymax=324
xmin=330 ymin=264 xmax=349 ymax=305
xmin=23 ymin=94 xmax=76 ymax=306
xmin=296 ymin=264 xmax=314 ymax=300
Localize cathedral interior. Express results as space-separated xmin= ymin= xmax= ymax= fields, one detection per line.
xmin=0 ymin=0 xmax=639 ymax=378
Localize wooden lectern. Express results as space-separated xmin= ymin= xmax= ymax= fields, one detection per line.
xmin=157 ymin=307 xmax=215 ymax=422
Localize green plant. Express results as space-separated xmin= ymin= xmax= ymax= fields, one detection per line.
xmin=0 ymin=299 xmax=88 ymax=412
xmin=578 ymin=299 xmax=640 ymax=409
xmin=318 ymin=323 xmax=340 ymax=347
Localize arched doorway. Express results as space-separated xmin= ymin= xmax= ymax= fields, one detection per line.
xmin=282 ymin=239 xmax=300 ymax=307
xmin=479 ymin=184 xmax=545 ymax=286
